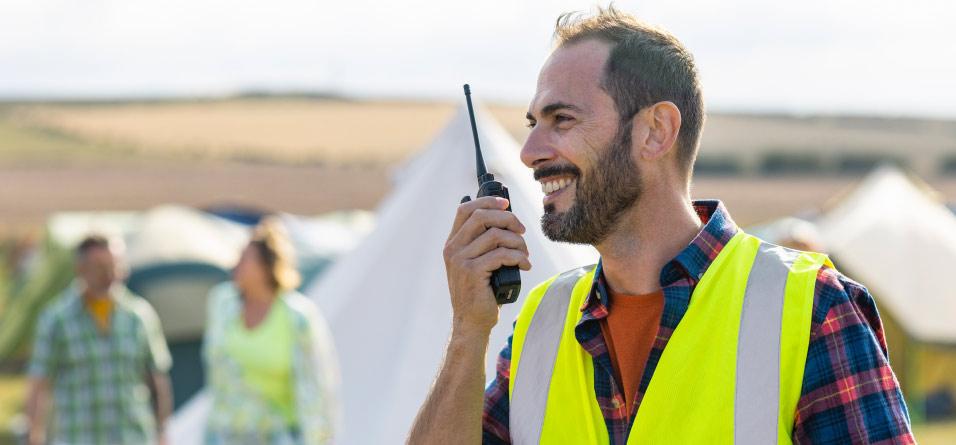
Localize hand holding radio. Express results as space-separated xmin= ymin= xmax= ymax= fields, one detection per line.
xmin=462 ymin=84 xmax=523 ymax=305
xmin=441 ymin=84 xmax=529 ymax=332
xmin=443 ymin=196 xmax=530 ymax=332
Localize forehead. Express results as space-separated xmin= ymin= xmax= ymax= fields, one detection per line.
xmin=530 ymin=39 xmax=613 ymax=115
xmin=242 ymin=243 xmax=263 ymax=260
xmin=79 ymin=245 xmax=114 ymax=262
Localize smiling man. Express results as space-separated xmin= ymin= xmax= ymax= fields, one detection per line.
xmin=408 ymin=7 xmax=914 ymax=445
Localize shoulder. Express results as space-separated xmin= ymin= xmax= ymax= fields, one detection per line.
xmin=116 ymin=288 xmax=157 ymax=317
xmin=518 ymin=264 xmax=597 ymax=321
xmin=532 ymin=264 xmax=596 ymax=294
xmin=808 ymin=263 xmax=889 ymax=361
xmin=37 ymin=288 xmax=79 ymax=327
xmin=114 ymin=287 xmax=165 ymax=330
xmin=207 ymin=281 xmax=239 ymax=304
xmin=280 ymin=290 xmax=324 ymax=330
xmin=811 ymin=264 xmax=879 ymax=328
xmin=205 ymin=281 xmax=241 ymax=313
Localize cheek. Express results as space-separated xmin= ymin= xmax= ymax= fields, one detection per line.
xmin=572 ymin=124 xmax=619 ymax=167
xmin=234 ymin=261 xmax=251 ymax=281
xmin=238 ymin=260 xmax=267 ymax=283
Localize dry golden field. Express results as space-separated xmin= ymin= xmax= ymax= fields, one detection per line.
xmin=3 ymin=98 xmax=956 ymax=234
xmin=5 ymin=100 xmax=531 ymax=165
xmin=11 ymin=99 xmax=956 ymax=169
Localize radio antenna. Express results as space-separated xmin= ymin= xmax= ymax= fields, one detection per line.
xmin=463 ymin=84 xmax=489 ymax=183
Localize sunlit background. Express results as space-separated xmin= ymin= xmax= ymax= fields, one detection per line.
xmin=1 ymin=0 xmax=956 ymax=443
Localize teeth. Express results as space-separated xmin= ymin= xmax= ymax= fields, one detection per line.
xmin=540 ymin=178 xmax=575 ymax=195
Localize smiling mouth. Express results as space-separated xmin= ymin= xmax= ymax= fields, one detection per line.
xmin=540 ymin=177 xmax=576 ymax=196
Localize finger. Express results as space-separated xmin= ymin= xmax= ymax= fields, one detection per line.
xmin=450 ymin=196 xmax=509 ymax=237
xmin=461 ymin=227 xmax=529 ymax=260
xmin=474 ymin=247 xmax=532 ymax=272
xmin=450 ymin=209 xmax=526 ymax=250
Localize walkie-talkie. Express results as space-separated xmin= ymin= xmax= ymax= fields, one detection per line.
xmin=463 ymin=84 xmax=522 ymax=305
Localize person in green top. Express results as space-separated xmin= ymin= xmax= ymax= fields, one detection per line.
xmin=203 ymin=219 xmax=340 ymax=445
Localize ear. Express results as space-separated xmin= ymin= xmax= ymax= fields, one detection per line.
xmin=634 ymin=101 xmax=682 ymax=161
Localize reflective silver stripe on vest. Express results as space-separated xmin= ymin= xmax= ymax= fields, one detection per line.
xmin=511 ymin=243 xmax=800 ymax=444
xmin=735 ymin=243 xmax=799 ymax=445
xmin=510 ymin=266 xmax=593 ymax=445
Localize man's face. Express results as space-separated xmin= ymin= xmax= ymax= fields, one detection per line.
xmin=76 ymin=246 xmax=118 ymax=294
xmin=522 ymin=39 xmax=643 ymax=245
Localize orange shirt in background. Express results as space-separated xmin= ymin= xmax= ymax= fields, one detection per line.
xmin=598 ymin=287 xmax=665 ymax=417
xmin=84 ymin=297 xmax=114 ymax=332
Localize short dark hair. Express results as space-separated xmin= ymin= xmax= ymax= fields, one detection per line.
xmin=76 ymin=234 xmax=111 ymax=258
xmin=555 ymin=6 xmax=704 ymax=178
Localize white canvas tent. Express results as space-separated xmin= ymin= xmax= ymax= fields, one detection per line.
xmin=309 ymin=104 xmax=597 ymax=444
xmin=278 ymin=211 xmax=376 ymax=289
xmin=126 ymin=205 xmax=251 ymax=272
xmin=168 ymin=104 xmax=597 ymax=444
xmin=816 ymin=165 xmax=956 ymax=344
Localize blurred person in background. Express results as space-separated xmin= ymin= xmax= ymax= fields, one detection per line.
xmin=26 ymin=235 xmax=173 ymax=445
xmin=203 ymin=218 xmax=339 ymax=445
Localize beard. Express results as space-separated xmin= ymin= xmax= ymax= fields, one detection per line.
xmin=539 ymin=121 xmax=642 ymax=245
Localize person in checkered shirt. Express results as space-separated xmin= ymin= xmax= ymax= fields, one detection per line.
xmin=25 ymin=235 xmax=173 ymax=445
xmin=409 ymin=6 xmax=914 ymax=445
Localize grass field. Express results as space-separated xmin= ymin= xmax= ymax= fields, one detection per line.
xmin=0 ymin=374 xmax=27 ymax=445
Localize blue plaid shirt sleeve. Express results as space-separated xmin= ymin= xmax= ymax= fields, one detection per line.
xmin=27 ymin=307 xmax=59 ymax=378
xmin=482 ymin=324 xmax=514 ymax=444
xmin=793 ymin=266 xmax=914 ymax=444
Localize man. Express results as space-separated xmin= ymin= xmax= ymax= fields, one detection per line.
xmin=26 ymin=235 xmax=173 ymax=445
xmin=409 ymin=7 xmax=914 ymax=445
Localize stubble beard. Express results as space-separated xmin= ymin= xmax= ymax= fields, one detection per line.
xmin=541 ymin=121 xmax=642 ymax=245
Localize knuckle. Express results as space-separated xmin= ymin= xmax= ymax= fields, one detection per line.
xmin=488 ymin=227 xmax=507 ymax=240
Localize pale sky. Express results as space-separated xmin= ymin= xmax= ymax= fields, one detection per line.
xmin=2 ymin=0 xmax=955 ymax=118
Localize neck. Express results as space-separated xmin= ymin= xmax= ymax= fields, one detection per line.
xmin=82 ymin=286 xmax=111 ymax=302
xmin=242 ymin=283 xmax=277 ymax=305
xmin=595 ymin=183 xmax=702 ymax=296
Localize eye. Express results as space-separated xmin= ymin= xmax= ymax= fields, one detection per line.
xmin=555 ymin=114 xmax=573 ymax=123
xmin=526 ymin=120 xmax=537 ymax=129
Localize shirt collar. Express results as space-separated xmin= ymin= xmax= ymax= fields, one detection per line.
xmin=581 ymin=199 xmax=739 ymax=311
xmin=66 ymin=281 xmax=132 ymax=313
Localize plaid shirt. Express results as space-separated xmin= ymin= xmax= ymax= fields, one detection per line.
xmin=482 ymin=200 xmax=915 ymax=444
xmin=28 ymin=284 xmax=172 ymax=445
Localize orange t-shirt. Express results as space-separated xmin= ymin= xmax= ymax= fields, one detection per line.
xmin=598 ymin=287 xmax=665 ymax=416
xmin=84 ymin=297 xmax=114 ymax=333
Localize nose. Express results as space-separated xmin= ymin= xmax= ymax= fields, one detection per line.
xmin=520 ymin=127 xmax=557 ymax=169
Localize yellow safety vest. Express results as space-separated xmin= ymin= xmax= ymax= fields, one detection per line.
xmin=508 ymin=232 xmax=832 ymax=444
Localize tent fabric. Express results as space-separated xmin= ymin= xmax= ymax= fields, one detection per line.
xmin=125 ymin=205 xmax=251 ymax=270
xmin=279 ymin=211 xmax=376 ymax=290
xmin=168 ymin=104 xmax=597 ymax=444
xmin=307 ymin=104 xmax=596 ymax=444
xmin=47 ymin=205 xmax=252 ymax=270
xmin=47 ymin=211 xmax=141 ymax=249
xmin=815 ymin=165 xmax=956 ymax=344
